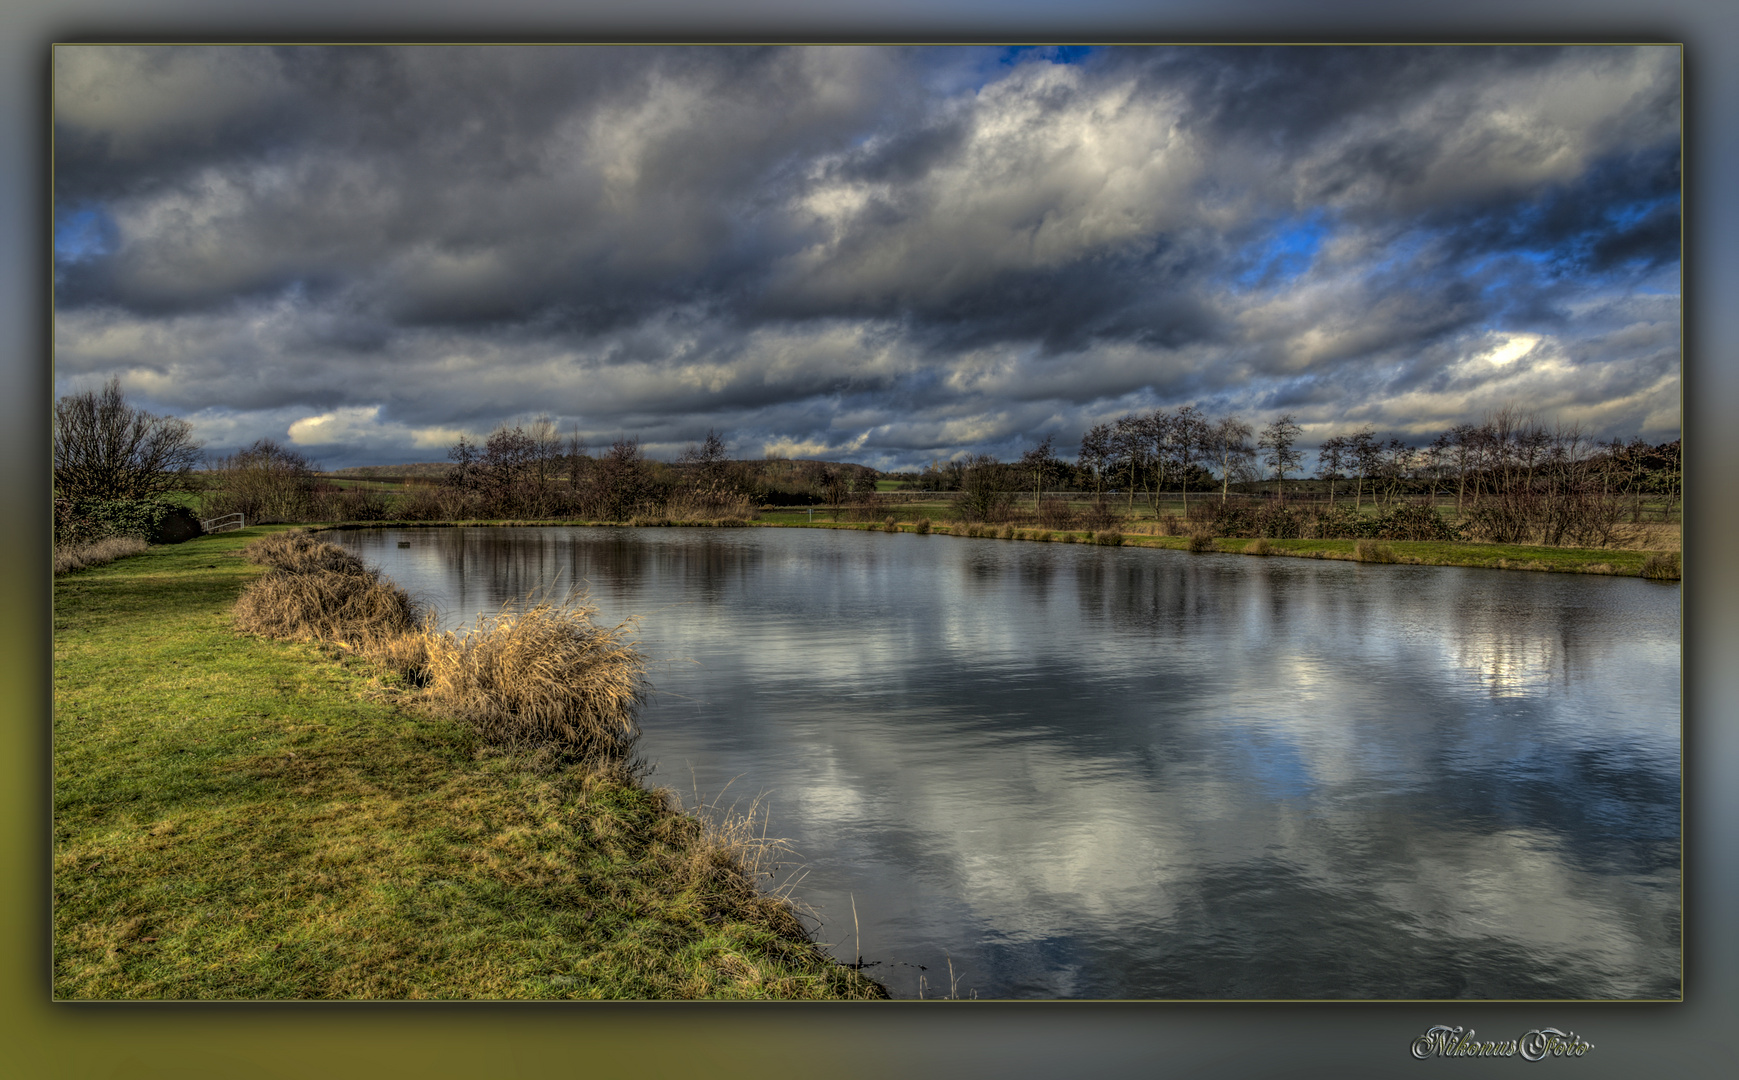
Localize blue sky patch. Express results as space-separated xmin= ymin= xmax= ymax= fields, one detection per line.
xmin=55 ymin=207 xmax=115 ymax=264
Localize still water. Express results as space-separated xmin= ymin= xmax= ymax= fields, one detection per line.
xmin=333 ymin=526 xmax=1681 ymax=1000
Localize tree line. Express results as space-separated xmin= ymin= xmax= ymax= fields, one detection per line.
xmin=51 ymin=380 xmax=1680 ymax=550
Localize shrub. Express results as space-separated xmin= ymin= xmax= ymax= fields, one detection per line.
xmin=1036 ymin=498 xmax=1076 ymax=530
xmin=244 ymin=530 xmax=369 ymax=576
xmin=233 ymin=566 xmax=425 ymax=644
xmin=1355 ymin=539 xmax=1398 ymax=564
xmin=1303 ymin=504 xmax=1371 ymax=540
xmin=1371 ymin=503 xmax=1460 ymax=542
xmin=322 ymin=485 xmax=394 ymax=522
xmin=53 ymin=495 xmax=198 ymax=546
xmin=1641 ymin=551 xmax=1681 ymax=581
xmin=883 ymin=515 xmax=899 ymax=533
xmin=915 ymin=518 xmax=932 ymax=535
xmin=1252 ymin=502 xmax=1303 ymax=539
xmin=1079 ymin=499 xmax=1119 ymax=531
xmin=1093 ymin=530 xmax=1124 ymax=547
xmin=420 ymin=594 xmax=647 ymax=761
xmin=1246 ymin=537 xmax=1271 ymax=556
xmin=1186 ymin=532 xmax=1215 ymax=553
xmin=997 ymin=523 xmax=1015 ymax=540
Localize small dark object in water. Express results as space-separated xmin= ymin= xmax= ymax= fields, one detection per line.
xmin=397 ymin=541 xmax=411 ymax=548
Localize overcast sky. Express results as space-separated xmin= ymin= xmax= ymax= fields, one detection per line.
xmin=52 ymin=44 xmax=1681 ymax=470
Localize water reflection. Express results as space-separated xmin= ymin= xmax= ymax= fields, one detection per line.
xmin=335 ymin=526 xmax=1681 ymax=1000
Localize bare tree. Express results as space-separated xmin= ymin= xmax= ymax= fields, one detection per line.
xmin=1257 ymin=414 xmax=1303 ymax=498
xmin=1171 ymin=406 xmax=1212 ymax=513
xmin=953 ymin=454 xmax=1015 ymax=523
xmin=1317 ymin=435 xmax=1347 ymax=508
xmin=597 ymin=436 xmax=650 ymax=521
xmin=1077 ymin=423 xmax=1113 ymax=497
xmin=204 ymin=439 xmax=319 ymax=524
xmin=1346 ymin=429 xmax=1380 ymax=510
xmin=1111 ymin=414 xmax=1149 ymax=513
xmin=53 ymin=378 xmax=202 ymax=502
xmin=1018 ymin=435 xmax=1059 ymax=510
xmin=1211 ymin=415 xmax=1255 ymax=503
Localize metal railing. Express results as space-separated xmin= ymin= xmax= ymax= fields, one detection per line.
xmin=200 ymin=512 xmax=245 ymax=534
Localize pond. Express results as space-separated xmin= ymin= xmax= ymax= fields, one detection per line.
xmin=332 ymin=525 xmax=1681 ymax=1000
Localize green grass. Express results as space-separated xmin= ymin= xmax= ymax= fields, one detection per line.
xmin=53 ymin=529 xmax=885 ymax=1000
xmin=724 ymin=517 xmax=1669 ymax=577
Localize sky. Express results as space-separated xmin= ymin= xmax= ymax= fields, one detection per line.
xmin=51 ymin=44 xmax=1682 ymax=471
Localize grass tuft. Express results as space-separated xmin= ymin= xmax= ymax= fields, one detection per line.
xmin=1246 ymin=537 xmax=1271 ymax=556
xmin=419 ymin=592 xmax=647 ymax=761
xmin=914 ymin=518 xmax=931 ymax=535
xmin=1093 ymin=530 xmax=1124 ymax=547
xmin=1186 ymin=532 xmax=1215 ymax=553
xmin=1355 ymin=539 xmax=1398 ymax=564
xmin=234 ymin=567 xmax=425 ymax=645
xmin=243 ymin=529 xmax=370 ymax=576
xmin=54 ymin=534 xmax=149 ymax=575
xmin=1640 ymin=551 xmax=1681 ymax=581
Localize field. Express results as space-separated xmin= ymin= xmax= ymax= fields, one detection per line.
xmin=52 ymin=529 xmax=885 ymax=1000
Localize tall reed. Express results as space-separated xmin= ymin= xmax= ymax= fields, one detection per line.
xmin=419 ymin=592 xmax=647 ymax=760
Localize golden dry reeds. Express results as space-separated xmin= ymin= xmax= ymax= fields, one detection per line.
xmin=243 ymin=529 xmax=369 ymax=576
xmin=419 ymin=592 xmax=647 ymax=760
xmin=53 ymin=534 xmax=148 ymax=575
xmin=233 ymin=566 xmax=426 ymax=644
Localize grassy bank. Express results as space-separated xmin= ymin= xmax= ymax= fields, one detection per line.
xmin=53 ymin=528 xmax=886 ymax=999
xmin=299 ymin=515 xmax=1677 ymax=578
xmin=734 ymin=518 xmax=1677 ymax=578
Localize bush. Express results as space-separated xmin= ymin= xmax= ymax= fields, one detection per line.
xmin=53 ymin=495 xmax=199 ymax=546
xmin=1093 ymin=530 xmax=1124 ymax=547
xmin=1036 ymin=499 xmax=1076 ymax=530
xmin=1641 ymin=551 xmax=1681 ymax=581
xmin=1370 ymin=503 xmax=1460 ymax=542
xmin=1246 ymin=537 xmax=1271 ymax=556
xmin=420 ymin=593 xmax=646 ymax=761
xmin=914 ymin=518 xmax=931 ymax=535
xmin=1355 ymin=540 xmax=1398 ymax=564
xmin=997 ymin=523 xmax=1016 ymax=540
xmin=1186 ymin=532 xmax=1215 ymax=553
xmin=322 ymin=486 xmax=394 ymax=522
xmin=1080 ymin=499 xmax=1119 ymax=531
xmin=233 ymin=566 xmax=425 ymax=645
xmin=244 ymin=530 xmax=369 ymax=576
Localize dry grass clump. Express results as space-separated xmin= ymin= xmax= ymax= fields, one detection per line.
xmin=1186 ymin=532 xmax=1216 ymax=553
xmin=1246 ymin=537 xmax=1272 ymax=556
xmin=243 ymin=529 xmax=368 ymax=576
xmin=914 ymin=518 xmax=932 ymax=535
xmin=997 ymin=523 xmax=1016 ymax=540
xmin=1093 ymin=530 xmax=1124 ymax=547
xmin=1640 ymin=551 xmax=1681 ymax=581
xmin=882 ymin=516 xmax=899 ymax=533
xmin=53 ymin=534 xmax=149 ymax=575
xmin=234 ymin=567 xmax=425 ymax=644
xmin=420 ymin=593 xmax=647 ymax=760
xmin=1355 ymin=539 xmax=1398 ymax=564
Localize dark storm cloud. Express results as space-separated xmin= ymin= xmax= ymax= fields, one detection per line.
xmin=53 ymin=44 xmax=1679 ymax=468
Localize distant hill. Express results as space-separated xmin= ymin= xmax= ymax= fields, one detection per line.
xmin=325 ymin=463 xmax=453 ymax=480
